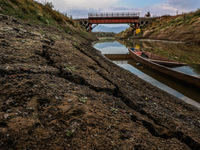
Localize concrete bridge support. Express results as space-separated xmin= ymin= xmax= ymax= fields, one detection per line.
xmin=89 ymin=23 xmax=92 ymax=32
xmin=74 ymin=13 xmax=156 ymax=33
xmin=139 ymin=17 xmax=155 ymax=28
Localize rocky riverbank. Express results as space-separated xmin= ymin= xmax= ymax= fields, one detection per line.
xmin=1 ymin=14 xmax=200 ymax=150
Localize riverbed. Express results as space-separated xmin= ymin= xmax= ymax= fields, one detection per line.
xmin=94 ymin=39 xmax=200 ymax=108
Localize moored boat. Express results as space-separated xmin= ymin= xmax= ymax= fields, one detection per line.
xmin=128 ymin=48 xmax=200 ymax=88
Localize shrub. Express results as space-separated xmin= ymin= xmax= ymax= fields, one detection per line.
xmin=194 ymin=9 xmax=200 ymax=17
xmin=10 ymin=0 xmax=20 ymax=4
xmin=1 ymin=0 xmax=78 ymax=28
xmin=45 ymin=2 xmax=54 ymax=9
xmin=67 ymin=19 xmax=75 ymax=26
xmin=183 ymin=13 xmax=193 ymax=21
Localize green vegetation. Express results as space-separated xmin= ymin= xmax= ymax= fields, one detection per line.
xmin=0 ymin=0 xmax=97 ymax=41
xmin=147 ymin=9 xmax=200 ymax=31
xmin=78 ymin=97 xmax=88 ymax=103
xmin=93 ymin=32 xmax=116 ymax=37
xmin=110 ymin=108 xmax=118 ymax=114
xmin=194 ymin=9 xmax=200 ymax=16
xmin=0 ymin=0 xmax=76 ymax=26
xmin=115 ymin=9 xmax=200 ymax=39
xmin=96 ymin=37 xmax=115 ymax=43
xmin=115 ymin=27 xmax=134 ymax=39
xmin=66 ymin=130 xmax=74 ymax=137
xmin=119 ymin=39 xmax=200 ymax=64
xmin=64 ymin=65 xmax=76 ymax=72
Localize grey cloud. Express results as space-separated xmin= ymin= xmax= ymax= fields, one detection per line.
xmin=60 ymin=0 xmax=200 ymax=18
xmin=110 ymin=6 xmax=132 ymax=11
xmin=167 ymin=0 xmax=200 ymax=10
xmin=66 ymin=8 xmax=103 ymax=19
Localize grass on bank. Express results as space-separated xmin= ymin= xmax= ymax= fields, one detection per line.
xmin=93 ymin=32 xmax=116 ymax=37
xmin=115 ymin=9 xmax=200 ymax=39
xmin=146 ymin=9 xmax=200 ymax=31
xmin=0 ymin=0 xmax=95 ymax=40
xmin=92 ymin=32 xmax=116 ymax=43
xmin=0 ymin=0 xmax=76 ymax=26
xmin=96 ymin=37 xmax=115 ymax=43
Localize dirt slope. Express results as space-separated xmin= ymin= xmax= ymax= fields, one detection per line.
xmin=143 ymin=15 xmax=200 ymax=44
xmin=0 ymin=14 xmax=200 ymax=150
xmin=116 ymin=10 xmax=200 ymax=44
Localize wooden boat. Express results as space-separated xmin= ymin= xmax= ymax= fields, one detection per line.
xmin=128 ymin=48 xmax=200 ymax=88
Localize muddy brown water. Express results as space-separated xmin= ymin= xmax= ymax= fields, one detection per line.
xmin=94 ymin=40 xmax=200 ymax=109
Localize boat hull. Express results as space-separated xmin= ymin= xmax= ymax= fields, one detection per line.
xmin=128 ymin=49 xmax=200 ymax=89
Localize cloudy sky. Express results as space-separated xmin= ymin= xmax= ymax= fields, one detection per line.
xmin=37 ymin=0 xmax=200 ymax=18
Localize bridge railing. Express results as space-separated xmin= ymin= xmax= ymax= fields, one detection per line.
xmin=88 ymin=12 xmax=140 ymax=18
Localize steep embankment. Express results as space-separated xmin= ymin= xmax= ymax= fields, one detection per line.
xmin=1 ymin=1 xmax=200 ymax=149
xmin=116 ymin=10 xmax=200 ymax=44
xmin=0 ymin=0 xmax=75 ymax=26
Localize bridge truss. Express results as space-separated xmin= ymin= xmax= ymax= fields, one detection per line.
xmin=75 ymin=12 xmax=154 ymax=32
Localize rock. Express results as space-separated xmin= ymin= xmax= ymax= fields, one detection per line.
xmin=0 ymin=16 xmax=3 ymax=21
xmin=13 ymin=27 xmax=20 ymax=32
xmin=5 ymin=99 xmax=14 ymax=106
xmin=0 ymin=33 xmax=4 ymax=39
xmin=12 ymin=18 xmax=18 ymax=23
xmin=0 ymin=14 xmax=9 ymax=20
xmin=3 ymin=114 xmax=9 ymax=120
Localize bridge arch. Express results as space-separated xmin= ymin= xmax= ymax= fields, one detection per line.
xmin=75 ymin=12 xmax=155 ymax=32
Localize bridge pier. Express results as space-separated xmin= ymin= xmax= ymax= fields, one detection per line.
xmin=74 ymin=12 xmax=156 ymax=33
xmin=136 ymin=22 xmax=139 ymax=29
xmin=89 ymin=23 xmax=92 ymax=32
xmin=75 ymin=13 xmax=155 ymax=33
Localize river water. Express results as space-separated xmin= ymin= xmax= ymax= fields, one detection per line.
xmin=94 ymin=39 xmax=200 ymax=109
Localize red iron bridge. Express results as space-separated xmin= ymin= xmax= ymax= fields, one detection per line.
xmin=75 ymin=12 xmax=154 ymax=32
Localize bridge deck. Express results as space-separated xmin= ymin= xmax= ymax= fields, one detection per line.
xmin=88 ymin=12 xmax=140 ymax=18
xmin=88 ymin=12 xmax=140 ymax=24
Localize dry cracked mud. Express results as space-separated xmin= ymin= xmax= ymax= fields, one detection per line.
xmin=0 ymin=14 xmax=200 ymax=150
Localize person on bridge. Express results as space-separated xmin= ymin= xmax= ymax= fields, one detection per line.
xmin=145 ymin=12 xmax=151 ymax=17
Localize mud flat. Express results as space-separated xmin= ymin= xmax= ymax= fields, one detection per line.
xmin=0 ymin=14 xmax=200 ymax=149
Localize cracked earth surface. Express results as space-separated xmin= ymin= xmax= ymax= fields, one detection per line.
xmin=0 ymin=14 xmax=200 ymax=149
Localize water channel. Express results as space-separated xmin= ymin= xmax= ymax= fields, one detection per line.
xmin=94 ymin=39 xmax=200 ymax=109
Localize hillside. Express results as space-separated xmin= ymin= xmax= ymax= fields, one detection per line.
xmin=116 ymin=10 xmax=200 ymax=44
xmin=1 ymin=1 xmax=200 ymax=149
xmin=92 ymin=32 xmax=116 ymax=37
xmin=0 ymin=0 xmax=74 ymax=25
xmin=93 ymin=25 xmax=128 ymax=33
xmin=0 ymin=0 xmax=95 ymax=40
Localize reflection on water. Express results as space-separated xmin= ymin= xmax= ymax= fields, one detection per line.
xmin=119 ymin=39 xmax=200 ymax=64
xmin=94 ymin=40 xmax=200 ymax=109
xmin=172 ymin=65 xmax=200 ymax=77
xmin=94 ymin=41 xmax=129 ymax=54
